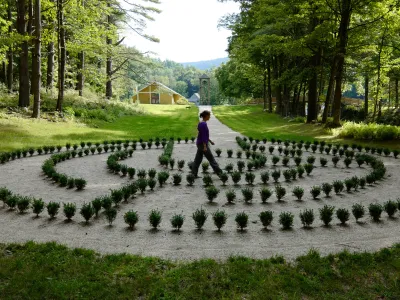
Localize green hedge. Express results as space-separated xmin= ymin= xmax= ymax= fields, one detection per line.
xmin=336 ymin=122 xmax=400 ymax=141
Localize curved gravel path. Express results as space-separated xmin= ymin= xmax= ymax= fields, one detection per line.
xmin=0 ymin=105 xmax=399 ymax=261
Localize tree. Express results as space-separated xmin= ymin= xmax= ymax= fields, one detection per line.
xmin=31 ymin=0 xmax=41 ymax=118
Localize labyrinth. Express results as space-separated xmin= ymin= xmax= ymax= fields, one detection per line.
xmin=0 ymin=108 xmax=399 ymax=260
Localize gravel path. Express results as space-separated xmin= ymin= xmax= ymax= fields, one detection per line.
xmin=0 ymin=105 xmax=399 ymax=261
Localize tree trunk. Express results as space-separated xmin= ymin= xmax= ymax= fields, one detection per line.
xmin=56 ymin=0 xmax=65 ymax=111
xmin=322 ymin=58 xmax=337 ymax=123
xmin=262 ymin=64 xmax=267 ymax=111
xmin=267 ymin=63 xmax=272 ymax=113
xmin=46 ymin=42 xmax=54 ymax=91
xmin=17 ymin=0 xmax=30 ymax=107
xmin=6 ymin=0 xmax=13 ymax=93
xmin=364 ymin=75 xmax=369 ymax=118
xmin=395 ymin=78 xmax=398 ymax=108
xmin=76 ymin=51 xmax=85 ymax=96
xmin=28 ymin=0 xmax=34 ymax=95
xmin=31 ymin=0 xmax=41 ymax=118
xmin=106 ymin=1 xmax=113 ymax=99
xmin=307 ymin=48 xmax=321 ymax=123
xmin=1 ymin=62 xmax=6 ymax=85
xmin=302 ymin=84 xmax=307 ymax=117
xmin=372 ymin=31 xmax=386 ymax=122
xmin=291 ymin=85 xmax=298 ymax=116
xmin=332 ymin=0 xmax=352 ymax=127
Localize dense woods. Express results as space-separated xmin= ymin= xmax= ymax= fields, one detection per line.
xmin=217 ymin=0 xmax=400 ymax=126
xmin=0 ymin=0 xmax=161 ymax=117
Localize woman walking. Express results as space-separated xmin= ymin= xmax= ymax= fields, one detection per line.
xmin=190 ymin=110 xmax=222 ymax=177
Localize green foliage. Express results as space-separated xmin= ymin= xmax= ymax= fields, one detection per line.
xmin=205 ymin=186 xmax=220 ymax=202
xmin=32 ymin=199 xmax=45 ymax=217
xmin=203 ymin=174 xmax=213 ymax=187
xmin=337 ymin=122 xmax=400 ymax=141
xmin=105 ymin=208 xmax=117 ymax=226
xmin=80 ymin=203 xmax=95 ymax=223
xmin=333 ymin=180 xmax=344 ymax=194
xmin=384 ymin=200 xmax=398 ymax=218
xmin=202 ymin=162 xmax=209 ymax=173
xmin=225 ymin=189 xmax=236 ymax=203
xmin=369 ymin=203 xmax=383 ymax=222
xmin=186 ymin=173 xmax=195 ymax=186
xmin=219 ymin=172 xmax=229 ymax=185
xmin=16 ymin=196 xmax=31 ymax=213
xmin=275 ymin=185 xmax=286 ymax=201
xmin=336 ymin=208 xmax=350 ymax=225
xmin=137 ymin=179 xmax=148 ymax=194
xmin=75 ymin=178 xmax=87 ymax=190
xmin=272 ymin=170 xmax=281 ymax=183
xmin=272 ymin=156 xmax=280 ymax=166
xmin=245 ymin=172 xmax=255 ymax=185
xmin=260 ymin=187 xmax=272 ymax=203
xmin=352 ymin=203 xmax=365 ymax=221
xmin=212 ymin=210 xmax=227 ymax=231
xmin=235 ymin=212 xmax=249 ymax=231
xmin=91 ymin=198 xmax=102 ymax=218
xmin=241 ymin=187 xmax=253 ymax=203
xmin=300 ymin=209 xmax=315 ymax=227
xmin=63 ymin=203 xmax=76 ymax=221
xmin=304 ymin=163 xmax=314 ymax=175
xmin=292 ymin=186 xmax=304 ymax=201
xmin=279 ymin=212 xmax=294 ymax=230
xmin=237 ymin=160 xmax=246 ymax=172
xmin=192 ymin=207 xmax=208 ymax=229
xmin=319 ymin=205 xmax=335 ymax=226
xmin=172 ymin=173 xmax=182 ymax=186
xmin=47 ymin=202 xmax=60 ymax=219
xmin=170 ymin=214 xmax=185 ymax=231
xmin=259 ymin=211 xmax=273 ymax=228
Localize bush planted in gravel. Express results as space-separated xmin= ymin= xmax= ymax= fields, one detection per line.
xmin=137 ymin=169 xmax=147 ymax=178
xmin=344 ymin=178 xmax=354 ymax=192
xmin=369 ymin=203 xmax=383 ymax=222
xmin=192 ymin=207 xmax=208 ymax=229
xmin=17 ymin=196 xmax=30 ymax=213
xmin=169 ymin=158 xmax=175 ymax=170
xmin=227 ymin=149 xmax=233 ymax=158
xmin=307 ymin=156 xmax=316 ymax=164
xmin=344 ymin=157 xmax=352 ymax=167
xmin=225 ymin=190 xmax=236 ymax=203
xmin=283 ymin=169 xmax=291 ymax=182
xmin=101 ymin=196 xmax=112 ymax=210
xmin=332 ymin=156 xmax=340 ymax=167
xmin=336 ymin=208 xmax=350 ymax=225
xmin=111 ymin=189 xmax=124 ymax=206
xmin=105 ymin=208 xmax=117 ymax=226
xmin=246 ymin=161 xmax=254 ymax=172
xmin=282 ymin=156 xmax=290 ymax=167
xmin=62 ymin=203 xmax=76 ymax=221
xmin=173 ymin=173 xmax=182 ymax=185
xmin=203 ymin=174 xmax=213 ymax=186
xmin=352 ymin=203 xmax=365 ymax=222
xmin=275 ymin=185 xmax=286 ymax=201
xmin=304 ymin=163 xmax=314 ymax=175
xmin=272 ymin=156 xmax=280 ymax=166
xmin=272 ymin=170 xmax=281 ymax=183
xmin=59 ymin=174 xmax=68 ymax=187
xmin=177 ymin=160 xmax=185 ymax=170
xmin=260 ymin=187 xmax=272 ymax=203
xmin=32 ymin=198 xmax=45 ymax=217
xmin=297 ymin=165 xmax=305 ymax=177
xmin=91 ymin=198 xmax=102 ymax=218
xmin=47 ymin=201 xmax=60 ymax=219
xmin=310 ymin=186 xmax=321 ymax=199
xmin=80 ymin=203 xmax=94 ymax=224
xmin=300 ymin=209 xmax=314 ymax=227
xmin=259 ymin=211 xmax=273 ymax=229
xmin=137 ymin=179 xmax=148 ymax=194
xmin=235 ymin=212 xmax=249 ymax=231
xmin=186 ymin=173 xmax=195 ymax=186
xmin=127 ymin=167 xmax=136 ymax=179
xmin=241 ymin=187 xmax=253 ymax=203
xmin=279 ymin=212 xmax=294 ymax=230
xmin=215 ymin=148 xmax=222 ymax=157
xmin=245 ymin=172 xmax=255 ymax=185
xmin=171 ymin=214 xmax=185 ymax=231
xmin=259 ymin=171 xmax=269 ymax=184
xmin=321 ymin=183 xmax=333 ymax=197
xmin=213 ymin=210 xmax=227 ymax=231
xmin=319 ymin=205 xmax=335 ymax=226
xmin=320 ymin=157 xmax=328 ymax=167
xmin=157 ymin=171 xmax=169 ymax=187
xmin=202 ymin=161 xmax=209 ymax=173
xmin=205 ymin=186 xmax=219 ymax=202
xmin=294 ymin=156 xmax=302 ymax=166
xmin=333 ymin=180 xmax=344 ymax=194
xmin=75 ymin=178 xmax=87 ymax=190
xmin=384 ymin=200 xmax=398 ymax=218
xmin=236 ymin=161 xmax=245 ymax=173
xmin=120 ymin=165 xmax=128 ymax=176
xmin=292 ymin=186 xmax=304 ymax=201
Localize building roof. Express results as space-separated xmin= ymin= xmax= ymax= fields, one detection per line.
xmin=199 ymin=74 xmax=210 ymax=79
xmin=137 ymin=82 xmax=187 ymax=100
xmin=189 ymin=93 xmax=200 ymax=101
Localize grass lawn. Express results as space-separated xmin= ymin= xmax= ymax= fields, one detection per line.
xmin=0 ymin=242 xmax=399 ymax=299
xmin=0 ymin=105 xmax=198 ymax=152
xmin=213 ymin=105 xmax=400 ymax=149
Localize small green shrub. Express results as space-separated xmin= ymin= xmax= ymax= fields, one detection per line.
xmin=292 ymin=186 xmax=304 ymax=201
xmin=202 ymin=161 xmax=209 ymax=173
xmin=111 ymin=189 xmax=124 ymax=206
xmin=246 ymin=161 xmax=254 ymax=171
xmin=32 ymin=198 xmax=45 ymax=217
xmin=297 ymin=165 xmax=305 ymax=177
xmin=225 ymin=163 xmax=234 ymax=173
xmin=336 ymin=208 xmax=350 ymax=225
xmin=127 ymin=167 xmax=136 ymax=179
xmin=369 ymin=203 xmax=383 ymax=222
xmin=344 ymin=178 xmax=354 ymax=192
xmin=310 ymin=186 xmax=321 ymax=199
xmin=279 ymin=212 xmax=294 ymax=230
xmin=226 ymin=189 xmax=236 ymax=203
xmin=205 ymin=186 xmax=219 ymax=202
xmin=294 ymin=156 xmax=302 ymax=166
xmin=282 ymin=170 xmax=291 ymax=182
xmin=241 ymin=187 xmax=253 ymax=203
xmin=169 ymin=158 xmax=175 ymax=169
xmin=171 ymin=214 xmax=185 ymax=231
xmin=80 ymin=203 xmax=94 ymax=223
xmin=227 ymin=149 xmax=233 ymax=158
xmin=215 ymin=148 xmax=222 ymax=157
xmin=173 ymin=173 xmax=182 ymax=185
xmin=237 ymin=160 xmax=245 ymax=173
xmin=203 ymin=174 xmax=213 ymax=186
xmin=259 ymin=211 xmax=273 ymax=229
xmin=384 ymin=200 xmax=398 ymax=218
xmin=304 ymin=163 xmax=314 ymax=175
xmin=344 ymin=157 xmax=352 ymax=167
xmin=322 ymin=183 xmax=333 ymax=197
xmin=282 ymin=156 xmax=290 ymax=167
xmin=300 ymin=209 xmax=314 ymax=227
xmin=137 ymin=169 xmax=147 ymax=178
xmin=272 ymin=156 xmax=280 ymax=166
xmin=352 ymin=203 xmax=365 ymax=221
xmin=260 ymin=187 xmax=272 ymax=203
xmin=333 ymin=180 xmax=344 ymax=194
xmin=47 ymin=201 xmax=60 ymax=219
xmin=359 ymin=177 xmax=366 ymax=188
xmin=319 ymin=205 xmax=335 ymax=226
xmin=332 ymin=156 xmax=340 ymax=167
xmin=260 ymin=171 xmax=269 ymax=184
xmin=235 ymin=212 xmax=249 ymax=231
xmin=91 ymin=198 xmax=102 ymax=217
xmin=275 ymin=185 xmax=286 ymax=201
xmin=186 ymin=173 xmax=195 ymax=186
xmin=213 ymin=210 xmax=227 ymax=231
xmin=320 ymin=157 xmax=328 ymax=167
xmin=192 ymin=207 xmax=208 ymax=229
xmin=105 ymin=208 xmax=117 ymax=226
xmin=75 ymin=178 xmax=87 ymax=190
xmin=307 ymin=156 xmax=316 ymax=164
xmin=137 ymin=178 xmax=148 ymax=194
xmin=101 ymin=196 xmax=112 ymax=210
xmin=219 ymin=172 xmax=229 ymax=185
xmin=245 ymin=172 xmax=255 ymax=185
xmin=17 ymin=196 xmax=30 ymax=213
xmin=272 ymin=170 xmax=281 ymax=182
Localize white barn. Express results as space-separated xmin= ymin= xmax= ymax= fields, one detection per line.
xmin=188 ymin=93 xmax=200 ymax=106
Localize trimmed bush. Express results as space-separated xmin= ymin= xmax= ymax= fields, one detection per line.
xmin=148 ymin=169 xmax=157 ymax=179
xmin=307 ymin=156 xmax=316 ymax=164
xmin=300 ymin=209 xmax=314 ymax=227
xmin=260 ymin=187 xmax=272 ymax=203
xmin=279 ymin=212 xmax=294 ymax=230
xmin=169 ymin=158 xmax=175 ymax=170
xmin=202 ymin=161 xmax=209 ymax=173
xmin=245 ymin=172 xmax=255 ymax=185
xmin=17 ymin=196 xmax=30 ymax=213
xmin=225 ymin=163 xmax=234 ymax=173
xmin=352 ymin=203 xmax=365 ymax=221
xmin=283 ymin=170 xmax=291 ymax=182
xmin=80 ymin=203 xmax=94 ymax=224
xmin=272 ymin=170 xmax=281 ymax=183
xmin=336 ymin=208 xmax=350 ymax=225
xmin=332 ymin=156 xmax=340 ymax=167
xmin=157 ymin=171 xmax=169 ymax=187
xmin=282 ymin=156 xmax=290 ymax=167
xmin=177 ymin=160 xmax=185 ymax=170
xmin=344 ymin=157 xmax=352 ymax=167
xmin=304 ymin=163 xmax=314 ymax=175
xmin=128 ymin=167 xmax=136 ymax=179
xmin=259 ymin=211 xmax=273 ymax=229
xmin=237 ymin=160 xmax=245 ymax=173
xmin=333 ymin=180 xmax=344 ymax=194
xmin=260 ymin=171 xmax=269 ymax=184
xmin=320 ymin=157 xmax=328 ymax=167
xmin=137 ymin=178 xmax=148 ymax=194
xmin=235 ymin=212 xmax=249 ymax=231
xmin=297 ymin=165 xmax=305 ymax=177
xmin=272 ymin=156 xmax=280 ymax=166
xmin=203 ymin=174 xmax=213 ymax=187
xmin=137 ymin=169 xmax=147 ymax=178
xmin=310 ymin=186 xmax=321 ymax=199
xmin=205 ymin=186 xmax=219 ymax=202
xmin=292 ymin=186 xmax=304 ymax=201
xmin=319 ymin=205 xmax=335 ymax=226
xmin=384 ymin=200 xmax=398 ymax=218
xmin=186 ymin=173 xmax=195 ymax=186
xmin=111 ymin=189 xmax=124 ymax=206
xmin=173 ymin=173 xmax=182 ymax=185
xmin=212 ymin=210 xmax=227 ymax=231
xmin=344 ymin=178 xmax=354 ymax=192
xmin=215 ymin=148 xmax=222 ymax=157
xmin=105 ymin=208 xmax=117 ymax=226
xmin=171 ymin=214 xmax=185 ymax=231
xmin=227 ymin=149 xmax=233 ymax=158
xmin=322 ymin=183 xmax=333 ymax=197
xmin=47 ymin=201 xmax=60 ymax=219
xmin=32 ymin=198 xmax=45 ymax=217
xmin=101 ymin=196 xmax=113 ymax=210
xmin=226 ymin=189 xmax=236 ymax=203
xmin=369 ymin=203 xmax=383 ymax=222
xmin=91 ymin=198 xmax=102 ymax=218
xmin=241 ymin=187 xmax=253 ymax=203
xmin=275 ymin=185 xmax=286 ymax=201
xmin=192 ymin=207 xmax=208 ymax=229
xmin=75 ymin=178 xmax=87 ymax=190
xmin=294 ymin=156 xmax=302 ymax=166
xmin=219 ymin=172 xmax=229 ymax=185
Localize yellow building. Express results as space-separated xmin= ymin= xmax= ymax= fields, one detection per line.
xmin=133 ymin=82 xmax=187 ymax=105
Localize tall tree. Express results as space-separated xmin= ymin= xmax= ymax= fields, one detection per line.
xmin=31 ymin=0 xmax=41 ymax=118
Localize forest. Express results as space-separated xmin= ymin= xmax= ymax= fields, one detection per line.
xmin=216 ymin=0 xmax=400 ymax=126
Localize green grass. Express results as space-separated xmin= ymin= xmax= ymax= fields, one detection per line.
xmin=0 ymin=105 xmax=198 ymax=152
xmin=213 ymin=105 xmax=400 ymax=149
xmin=0 ymin=242 xmax=399 ymax=299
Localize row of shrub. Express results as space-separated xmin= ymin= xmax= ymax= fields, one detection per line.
xmin=235 ymin=136 xmax=399 ymax=158
xmin=158 ymin=141 xmax=175 ymax=168
xmin=41 ymin=153 xmax=87 ymax=190
xmin=336 ymin=122 xmax=400 ymax=141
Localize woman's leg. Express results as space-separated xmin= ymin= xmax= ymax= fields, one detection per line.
xmin=204 ymin=147 xmax=222 ymax=175
xmin=191 ymin=145 xmax=204 ymax=176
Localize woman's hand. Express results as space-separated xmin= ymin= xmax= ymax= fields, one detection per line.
xmin=210 ymin=141 xmax=215 ymax=145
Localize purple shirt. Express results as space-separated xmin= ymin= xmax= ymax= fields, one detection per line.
xmin=196 ymin=122 xmax=209 ymax=145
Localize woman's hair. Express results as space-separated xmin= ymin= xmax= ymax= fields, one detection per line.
xmin=199 ymin=110 xmax=211 ymax=119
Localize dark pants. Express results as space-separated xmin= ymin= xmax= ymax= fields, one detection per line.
xmin=190 ymin=144 xmax=222 ymax=176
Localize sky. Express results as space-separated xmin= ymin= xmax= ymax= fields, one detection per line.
xmin=123 ymin=0 xmax=240 ymax=63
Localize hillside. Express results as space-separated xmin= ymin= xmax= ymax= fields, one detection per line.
xmin=181 ymin=57 xmax=228 ymax=70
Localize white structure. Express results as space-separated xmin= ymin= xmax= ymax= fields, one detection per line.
xmin=188 ymin=93 xmax=201 ymax=106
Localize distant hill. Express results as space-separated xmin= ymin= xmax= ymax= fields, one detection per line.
xmin=181 ymin=57 xmax=228 ymax=70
